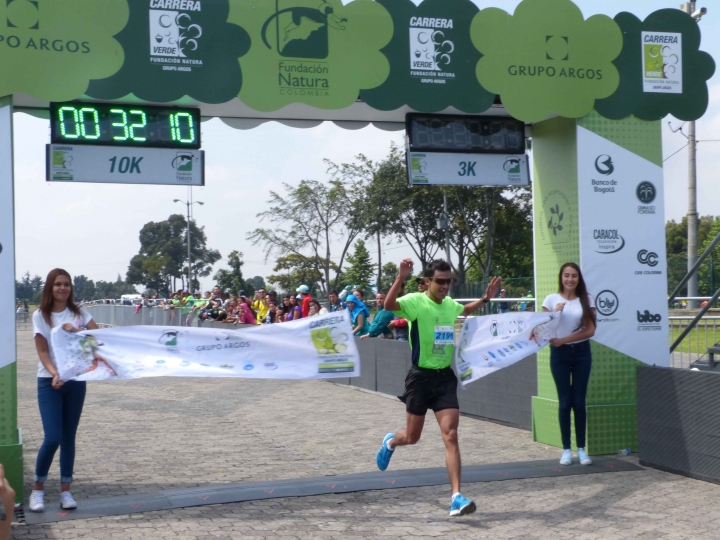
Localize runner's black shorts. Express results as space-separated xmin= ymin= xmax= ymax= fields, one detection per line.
xmin=398 ymin=365 xmax=459 ymax=416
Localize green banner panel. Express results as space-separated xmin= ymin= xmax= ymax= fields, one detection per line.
xmin=230 ymin=0 xmax=392 ymax=111
xmin=360 ymin=0 xmax=494 ymax=113
xmin=0 ymin=0 xmax=126 ymax=101
xmin=470 ymin=0 xmax=623 ymax=122
xmin=0 ymin=0 xmax=712 ymax=120
xmin=0 ymin=441 xmax=23 ymax=504
xmin=595 ymin=9 xmax=716 ymax=121
xmin=531 ymin=112 xmax=661 ymax=453
xmin=86 ymin=0 xmax=250 ymax=103
xmin=533 ymin=398 xmax=637 ymax=454
xmin=0 ymin=363 xmax=17 ymax=447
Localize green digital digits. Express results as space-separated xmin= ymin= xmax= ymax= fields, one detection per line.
xmin=79 ymin=108 xmax=100 ymax=139
xmin=58 ymin=107 xmax=80 ymax=139
xmin=110 ymin=109 xmax=129 ymax=141
xmin=59 ymin=106 xmax=101 ymax=140
xmin=170 ymin=113 xmax=195 ymax=144
xmin=128 ymin=110 xmax=147 ymax=142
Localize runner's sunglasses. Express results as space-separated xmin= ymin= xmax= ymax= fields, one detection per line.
xmin=431 ymin=278 xmax=452 ymax=286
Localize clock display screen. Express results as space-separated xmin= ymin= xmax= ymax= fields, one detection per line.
xmin=407 ymin=114 xmax=525 ymax=154
xmin=50 ymin=102 xmax=201 ymax=149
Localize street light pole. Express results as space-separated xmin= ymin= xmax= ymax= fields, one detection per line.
xmin=680 ymin=1 xmax=706 ymax=308
xmin=174 ymin=197 xmax=204 ymax=294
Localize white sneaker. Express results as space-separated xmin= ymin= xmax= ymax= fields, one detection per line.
xmin=577 ymin=448 xmax=592 ymax=466
xmin=29 ymin=490 xmax=45 ymax=512
xmin=559 ymin=449 xmax=573 ymax=465
xmin=60 ymin=491 xmax=78 ymax=510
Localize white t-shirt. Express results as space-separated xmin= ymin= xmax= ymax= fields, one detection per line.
xmin=32 ymin=307 xmax=93 ymax=378
xmin=542 ymin=293 xmax=595 ymax=344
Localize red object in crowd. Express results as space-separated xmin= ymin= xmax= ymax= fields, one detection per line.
xmin=301 ymin=295 xmax=312 ymax=318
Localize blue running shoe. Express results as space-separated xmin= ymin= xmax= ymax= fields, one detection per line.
xmin=450 ymin=494 xmax=477 ymax=517
xmin=376 ymin=433 xmax=395 ymax=471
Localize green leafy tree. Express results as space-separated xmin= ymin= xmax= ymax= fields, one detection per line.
xmin=359 ymin=144 xmax=443 ymax=268
xmin=94 ymin=274 xmax=137 ymax=299
xmin=343 ymin=240 xmax=376 ymax=291
xmin=698 ymin=218 xmax=720 ymax=296
xmin=380 ymin=262 xmax=399 ymax=293
xmin=451 ymin=186 xmax=531 ymax=287
xmin=248 ymin=178 xmax=363 ymax=297
xmin=267 ymin=254 xmax=338 ymax=296
xmin=16 ymin=272 xmax=44 ymax=302
xmin=73 ymin=275 xmax=96 ymax=301
xmin=127 ymin=214 xmax=221 ymax=296
xmin=666 ymin=216 xmax=717 ymax=294
xmin=246 ymin=276 xmax=266 ymax=293
xmin=213 ymin=250 xmax=247 ymax=296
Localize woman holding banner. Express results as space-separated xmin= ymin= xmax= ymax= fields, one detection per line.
xmin=541 ymin=263 xmax=596 ymax=467
xmin=30 ymin=269 xmax=98 ymax=512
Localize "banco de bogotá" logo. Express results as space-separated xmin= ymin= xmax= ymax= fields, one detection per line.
xmin=591 ymin=154 xmax=617 ymax=194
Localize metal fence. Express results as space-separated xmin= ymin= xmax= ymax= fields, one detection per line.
xmin=669 ymin=316 xmax=720 ymax=369
xmin=15 ymin=313 xmax=31 ymax=332
xmin=86 ymin=305 xmax=205 ymax=328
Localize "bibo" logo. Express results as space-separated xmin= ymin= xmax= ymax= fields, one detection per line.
xmin=636 ymin=310 xmax=661 ymax=323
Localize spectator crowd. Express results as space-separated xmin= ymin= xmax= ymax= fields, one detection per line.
xmin=130 ymin=281 xmax=423 ymax=341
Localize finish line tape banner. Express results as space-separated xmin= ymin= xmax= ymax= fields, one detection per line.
xmin=455 ymin=311 xmax=561 ymax=386
xmin=51 ymin=313 xmax=359 ymax=382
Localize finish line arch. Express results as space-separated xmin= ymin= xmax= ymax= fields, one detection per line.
xmin=0 ymin=0 xmax=715 ymax=501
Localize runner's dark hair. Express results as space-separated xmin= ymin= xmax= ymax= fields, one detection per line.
xmin=328 ymin=289 xmax=339 ymax=296
xmin=39 ymin=268 xmax=81 ymax=326
xmin=558 ymin=262 xmax=596 ymax=332
xmin=424 ymin=259 xmax=452 ymax=278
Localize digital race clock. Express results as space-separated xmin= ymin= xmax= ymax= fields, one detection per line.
xmin=406 ymin=114 xmax=525 ymax=155
xmin=50 ymin=102 xmax=201 ymax=149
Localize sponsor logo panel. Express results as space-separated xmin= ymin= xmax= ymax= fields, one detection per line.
xmin=409 ymin=16 xmax=455 ymax=85
xmin=642 ymin=31 xmax=682 ymax=94
xmin=637 ymin=309 xmax=662 ymax=331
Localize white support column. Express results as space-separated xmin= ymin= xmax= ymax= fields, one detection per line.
xmin=0 ymin=95 xmax=22 ymax=501
xmin=0 ymin=95 xmax=16 ymax=377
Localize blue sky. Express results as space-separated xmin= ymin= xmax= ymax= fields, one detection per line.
xmin=13 ymin=0 xmax=720 ymax=292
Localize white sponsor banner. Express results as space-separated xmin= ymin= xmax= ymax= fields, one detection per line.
xmin=455 ymin=312 xmax=561 ymax=386
xmin=46 ymin=144 xmax=204 ymax=186
xmin=577 ymin=126 xmax=669 ymax=366
xmin=642 ymin=31 xmax=682 ymax=94
xmin=51 ymin=313 xmax=359 ymax=382
xmin=407 ymin=152 xmax=530 ymax=186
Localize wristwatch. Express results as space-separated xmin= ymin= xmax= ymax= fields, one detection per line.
xmin=482 ymin=295 xmax=490 ymax=304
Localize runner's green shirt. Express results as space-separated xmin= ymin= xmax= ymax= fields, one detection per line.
xmin=393 ymin=293 xmax=464 ymax=370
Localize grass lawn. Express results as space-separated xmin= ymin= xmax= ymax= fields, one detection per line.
xmin=670 ymin=323 xmax=720 ymax=354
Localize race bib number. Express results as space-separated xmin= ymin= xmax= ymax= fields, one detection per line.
xmin=434 ymin=326 xmax=454 ymax=345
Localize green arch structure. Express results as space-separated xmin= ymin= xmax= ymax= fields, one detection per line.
xmin=0 ymin=0 xmax=714 ymax=500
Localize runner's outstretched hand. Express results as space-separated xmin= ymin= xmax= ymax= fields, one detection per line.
xmin=398 ymin=258 xmax=414 ymax=280
xmin=485 ymin=276 xmax=503 ymax=300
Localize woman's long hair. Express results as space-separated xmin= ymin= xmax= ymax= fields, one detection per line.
xmin=558 ymin=262 xmax=596 ymax=332
xmin=39 ymin=268 xmax=81 ymax=326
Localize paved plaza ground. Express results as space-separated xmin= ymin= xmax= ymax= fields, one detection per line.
xmin=11 ymin=328 xmax=720 ymax=539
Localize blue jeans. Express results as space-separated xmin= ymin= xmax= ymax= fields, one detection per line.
xmin=550 ymin=340 xmax=592 ymax=450
xmin=35 ymin=378 xmax=86 ymax=483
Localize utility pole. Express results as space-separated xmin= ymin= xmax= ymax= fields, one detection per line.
xmin=376 ymin=231 xmax=382 ymax=293
xmin=681 ymin=1 xmax=707 ymax=308
xmin=437 ymin=190 xmax=453 ymax=295
xmin=174 ymin=195 xmax=204 ymax=294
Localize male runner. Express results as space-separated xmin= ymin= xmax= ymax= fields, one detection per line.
xmin=376 ymin=258 xmax=501 ymax=517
